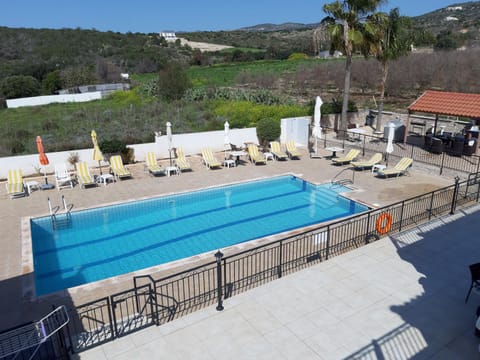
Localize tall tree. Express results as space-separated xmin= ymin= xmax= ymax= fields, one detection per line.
xmin=364 ymin=8 xmax=411 ymax=132
xmin=323 ymin=0 xmax=386 ymax=136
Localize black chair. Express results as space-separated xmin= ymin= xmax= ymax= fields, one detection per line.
xmin=430 ymin=137 xmax=444 ymax=154
xmin=465 ymin=263 xmax=480 ymax=303
xmin=464 ymin=139 xmax=477 ymax=156
xmin=449 ymin=139 xmax=464 ymax=157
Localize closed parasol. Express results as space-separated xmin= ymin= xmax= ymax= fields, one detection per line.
xmin=36 ymin=136 xmax=49 ymax=184
xmin=386 ymin=123 xmax=395 ymax=165
xmin=91 ymin=130 xmax=104 ymax=174
xmin=166 ymin=122 xmax=173 ymax=166
xmin=312 ymin=96 xmax=323 ymax=155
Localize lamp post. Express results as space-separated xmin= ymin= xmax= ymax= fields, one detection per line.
xmin=215 ymin=250 xmax=224 ymax=311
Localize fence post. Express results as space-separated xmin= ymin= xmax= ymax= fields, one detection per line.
xmin=362 ymin=136 xmax=366 ymax=156
xmin=439 ymin=152 xmax=445 ymax=175
xmin=325 ymin=225 xmax=330 ymax=260
xmin=399 ymin=201 xmax=405 ymax=232
xmin=278 ymin=240 xmax=283 ymax=278
xmin=450 ymin=176 xmax=460 ymax=215
xmin=428 ymin=192 xmax=435 ymax=220
xmin=215 ymin=250 xmax=224 ymax=311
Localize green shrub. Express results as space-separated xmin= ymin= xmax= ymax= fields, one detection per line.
xmin=288 ymin=53 xmax=309 ymax=61
xmin=1 ymin=75 xmax=40 ymax=99
xmin=321 ymin=98 xmax=358 ymax=114
xmin=256 ymin=118 xmax=281 ymax=147
xmin=157 ymin=62 xmax=192 ymax=101
xmin=212 ymin=100 xmax=308 ymax=128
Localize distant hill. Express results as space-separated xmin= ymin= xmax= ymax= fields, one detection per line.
xmin=239 ymin=22 xmax=318 ymax=32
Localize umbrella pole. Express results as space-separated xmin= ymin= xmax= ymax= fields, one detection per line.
xmin=98 ymin=160 xmax=102 ymax=175
xmin=169 ymin=149 xmax=172 ymax=167
xmin=43 ymin=168 xmax=48 ymax=185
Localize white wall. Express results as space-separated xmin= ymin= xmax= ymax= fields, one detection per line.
xmin=280 ymin=116 xmax=311 ymax=146
xmin=6 ymin=92 xmax=103 ymax=108
xmin=0 ymin=116 xmax=310 ymax=179
xmin=0 ymin=127 xmax=259 ymax=179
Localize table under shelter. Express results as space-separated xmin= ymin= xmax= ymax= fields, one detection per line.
xmin=404 ymin=90 xmax=480 ymax=156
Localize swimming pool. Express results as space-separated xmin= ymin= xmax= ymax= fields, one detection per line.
xmin=31 ymin=176 xmax=368 ymax=295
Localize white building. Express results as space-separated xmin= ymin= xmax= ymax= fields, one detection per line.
xmin=160 ymin=32 xmax=177 ymax=41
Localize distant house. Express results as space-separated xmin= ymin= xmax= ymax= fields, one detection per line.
xmin=160 ymin=32 xmax=177 ymax=41
xmin=446 ymin=6 xmax=463 ymax=11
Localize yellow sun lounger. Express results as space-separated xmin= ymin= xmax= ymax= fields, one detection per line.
xmin=175 ymin=147 xmax=192 ymax=172
xmin=110 ymin=155 xmax=132 ymax=180
xmin=145 ymin=152 xmax=164 ymax=176
xmin=332 ymin=149 xmax=360 ymax=165
xmin=286 ymin=140 xmax=302 ymax=159
xmin=75 ymin=161 xmax=97 ymax=188
xmin=351 ymin=152 xmax=383 ymax=170
xmin=376 ymin=157 xmax=413 ymax=178
xmin=270 ymin=141 xmax=288 ymax=161
xmin=6 ymin=169 xmax=26 ymax=198
xmin=247 ymin=144 xmax=266 ymax=165
xmin=201 ymin=148 xmax=222 ymax=169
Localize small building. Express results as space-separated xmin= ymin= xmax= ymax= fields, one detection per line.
xmin=159 ymin=32 xmax=177 ymax=41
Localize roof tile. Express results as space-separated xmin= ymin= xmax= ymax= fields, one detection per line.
xmin=408 ymin=90 xmax=480 ymax=118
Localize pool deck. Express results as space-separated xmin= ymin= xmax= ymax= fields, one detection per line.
xmin=75 ymin=203 xmax=480 ymax=360
xmin=1 ymin=145 xmax=473 ymax=356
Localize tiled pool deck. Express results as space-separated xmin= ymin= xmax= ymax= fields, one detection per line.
xmin=75 ymin=203 xmax=480 ymax=360
xmin=1 ymin=146 xmax=476 ymax=358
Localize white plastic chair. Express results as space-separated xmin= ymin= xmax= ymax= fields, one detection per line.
xmin=55 ymin=163 xmax=73 ymax=190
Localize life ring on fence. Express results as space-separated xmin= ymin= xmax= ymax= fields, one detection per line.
xmin=376 ymin=212 xmax=393 ymax=235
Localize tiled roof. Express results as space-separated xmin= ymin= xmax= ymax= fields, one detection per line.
xmin=408 ymin=90 xmax=480 ymax=118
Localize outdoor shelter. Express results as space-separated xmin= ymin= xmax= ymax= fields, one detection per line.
xmin=404 ymin=90 xmax=480 ymax=143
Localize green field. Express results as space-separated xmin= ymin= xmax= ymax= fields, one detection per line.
xmin=1 ymin=59 xmax=319 ymax=156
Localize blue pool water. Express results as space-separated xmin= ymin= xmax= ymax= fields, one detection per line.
xmin=31 ymin=176 xmax=368 ymax=295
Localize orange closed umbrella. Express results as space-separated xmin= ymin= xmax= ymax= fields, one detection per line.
xmin=36 ymin=136 xmax=50 ymax=184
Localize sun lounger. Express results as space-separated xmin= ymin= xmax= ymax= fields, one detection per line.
xmin=351 ymin=152 xmax=382 ymax=170
xmin=6 ymin=169 xmax=26 ymax=198
xmin=54 ymin=163 xmax=74 ymax=190
xmin=247 ymin=144 xmax=266 ymax=165
xmin=270 ymin=141 xmax=288 ymax=161
xmin=175 ymin=147 xmax=192 ymax=171
xmin=201 ymin=148 xmax=222 ymax=169
xmin=75 ymin=162 xmax=96 ymax=188
xmin=286 ymin=140 xmax=302 ymax=159
xmin=332 ymin=149 xmax=360 ymax=165
xmin=145 ymin=152 xmax=164 ymax=176
xmin=376 ymin=157 xmax=413 ymax=178
xmin=110 ymin=155 xmax=132 ymax=180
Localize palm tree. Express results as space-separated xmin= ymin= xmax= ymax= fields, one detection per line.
xmin=323 ymin=0 xmax=386 ymax=137
xmin=364 ymin=8 xmax=411 ymax=132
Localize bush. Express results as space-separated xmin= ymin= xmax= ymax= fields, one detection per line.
xmin=288 ymin=53 xmax=309 ymax=61
xmin=321 ymin=98 xmax=358 ymax=114
xmin=100 ymin=138 xmax=135 ymax=164
xmin=256 ymin=118 xmax=281 ymax=148
xmin=0 ymin=75 xmax=40 ymax=99
xmin=157 ymin=62 xmax=192 ymax=101
xmin=213 ymin=100 xmax=309 ymax=128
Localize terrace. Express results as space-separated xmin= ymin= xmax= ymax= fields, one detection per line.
xmin=0 ymin=138 xmax=479 ymax=359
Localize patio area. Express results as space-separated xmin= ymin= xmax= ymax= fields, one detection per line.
xmin=75 ymin=203 xmax=480 ymax=359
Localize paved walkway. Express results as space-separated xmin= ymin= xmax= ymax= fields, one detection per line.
xmin=75 ymin=204 xmax=480 ymax=360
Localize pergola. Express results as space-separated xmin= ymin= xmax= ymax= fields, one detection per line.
xmin=404 ymin=90 xmax=480 ymax=143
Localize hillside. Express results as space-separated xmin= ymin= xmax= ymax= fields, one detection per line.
xmin=411 ymin=1 xmax=480 ymax=47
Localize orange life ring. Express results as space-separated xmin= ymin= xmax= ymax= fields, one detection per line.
xmin=376 ymin=213 xmax=393 ymax=235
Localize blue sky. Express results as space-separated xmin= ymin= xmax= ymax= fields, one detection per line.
xmin=1 ymin=0 xmax=462 ymax=33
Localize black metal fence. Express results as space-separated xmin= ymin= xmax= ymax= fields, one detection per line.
xmin=58 ymin=171 xmax=480 ymax=355
xmin=320 ymin=128 xmax=480 ymax=175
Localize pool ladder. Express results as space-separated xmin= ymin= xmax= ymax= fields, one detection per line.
xmin=48 ymin=195 xmax=73 ymax=230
